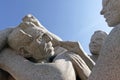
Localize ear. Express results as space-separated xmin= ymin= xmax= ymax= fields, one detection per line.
xmin=0 ymin=28 xmax=13 ymax=51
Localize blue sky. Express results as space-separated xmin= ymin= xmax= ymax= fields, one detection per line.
xmin=0 ymin=0 xmax=112 ymax=54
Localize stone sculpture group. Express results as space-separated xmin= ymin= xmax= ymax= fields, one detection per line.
xmin=0 ymin=0 xmax=120 ymax=80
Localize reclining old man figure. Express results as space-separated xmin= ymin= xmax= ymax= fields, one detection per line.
xmin=0 ymin=14 xmax=95 ymax=80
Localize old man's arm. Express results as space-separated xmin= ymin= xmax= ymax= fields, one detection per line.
xmin=57 ymin=41 xmax=95 ymax=70
xmin=0 ymin=48 xmax=76 ymax=80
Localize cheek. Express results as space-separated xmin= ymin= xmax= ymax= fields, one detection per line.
xmin=32 ymin=45 xmax=46 ymax=59
xmin=106 ymin=1 xmax=120 ymax=26
xmin=36 ymin=44 xmax=46 ymax=55
xmin=113 ymin=13 xmax=120 ymax=24
xmin=107 ymin=14 xmax=120 ymax=27
xmin=89 ymin=43 xmax=96 ymax=51
xmin=26 ymin=43 xmax=46 ymax=58
xmin=90 ymin=41 xmax=101 ymax=49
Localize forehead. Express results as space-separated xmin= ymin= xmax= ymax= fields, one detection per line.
xmin=102 ymin=0 xmax=109 ymax=6
xmin=102 ymin=0 xmax=120 ymax=6
xmin=91 ymin=33 xmax=105 ymax=40
xmin=91 ymin=35 xmax=103 ymax=40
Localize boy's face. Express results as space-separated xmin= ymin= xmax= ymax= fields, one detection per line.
xmin=101 ymin=0 xmax=120 ymax=27
xmin=89 ymin=33 xmax=106 ymax=55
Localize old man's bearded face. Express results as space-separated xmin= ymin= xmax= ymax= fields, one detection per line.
xmin=8 ymin=22 xmax=54 ymax=62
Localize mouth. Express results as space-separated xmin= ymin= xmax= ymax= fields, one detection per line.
xmin=104 ymin=16 xmax=109 ymax=22
xmin=104 ymin=13 xmax=111 ymax=21
xmin=105 ymin=17 xmax=111 ymax=23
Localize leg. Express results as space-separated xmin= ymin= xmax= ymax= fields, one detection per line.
xmin=0 ymin=48 xmax=76 ymax=80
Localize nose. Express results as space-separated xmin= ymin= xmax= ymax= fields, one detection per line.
xmin=100 ymin=8 xmax=105 ymax=15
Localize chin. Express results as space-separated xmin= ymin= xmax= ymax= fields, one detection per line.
xmin=107 ymin=23 xmax=114 ymax=27
xmin=106 ymin=20 xmax=115 ymax=27
xmin=106 ymin=19 xmax=120 ymax=27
